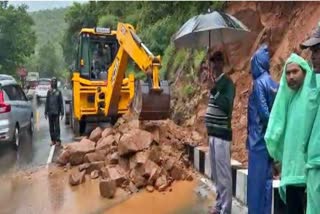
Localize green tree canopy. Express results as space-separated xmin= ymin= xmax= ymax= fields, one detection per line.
xmin=0 ymin=4 xmax=36 ymax=75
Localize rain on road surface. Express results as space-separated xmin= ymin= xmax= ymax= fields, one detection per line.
xmin=0 ymin=166 xmax=214 ymax=214
xmin=0 ymin=92 xmax=217 ymax=214
xmin=0 ymin=94 xmax=74 ymax=176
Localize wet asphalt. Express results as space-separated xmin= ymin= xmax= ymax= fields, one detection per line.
xmin=0 ymin=92 xmax=74 ymax=176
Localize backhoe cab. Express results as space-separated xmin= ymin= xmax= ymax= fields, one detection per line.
xmin=71 ymin=23 xmax=170 ymax=135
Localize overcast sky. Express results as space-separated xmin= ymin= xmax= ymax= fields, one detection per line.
xmin=8 ymin=1 xmax=88 ymax=12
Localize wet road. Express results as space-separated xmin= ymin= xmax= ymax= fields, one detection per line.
xmin=0 ymin=166 xmax=215 ymax=214
xmin=0 ymin=96 xmax=74 ymax=176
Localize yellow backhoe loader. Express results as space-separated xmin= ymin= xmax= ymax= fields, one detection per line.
xmin=70 ymin=23 xmax=170 ymax=135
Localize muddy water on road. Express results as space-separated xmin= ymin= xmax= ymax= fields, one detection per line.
xmin=0 ymin=166 xmax=128 ymax=214
xmin=106 ymin=181 xmax=213 ymax=214
xmin=0 ymin=165 xmax=213 ymax=214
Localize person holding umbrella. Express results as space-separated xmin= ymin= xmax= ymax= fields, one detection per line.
xmin=205 ymin=51 xmax=236 ymax=214
xmin=173 ymin=11 xmax=250 ymax=214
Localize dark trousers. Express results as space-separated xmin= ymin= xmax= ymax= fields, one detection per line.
xmin=48 ymin=114 xmax=60 ymax=142
xmin=286 ymin=186 xmax=306 ymax=214
xmin=247 ymin=148 xmax=273 ymax=214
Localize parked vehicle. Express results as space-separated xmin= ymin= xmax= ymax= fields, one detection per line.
xmin=0 ymin=76 xmax=33 ymax=149
xmin=35 ymin=78 xmax=51 ymax=100
xmin=25 ymin=72 xmax=39 ymax=89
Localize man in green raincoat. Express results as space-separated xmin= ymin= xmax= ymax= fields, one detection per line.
xmin=265 ymin=53 xmax=318 ymax=214
xmin=300 ymin=23 xmax=320 ymax=214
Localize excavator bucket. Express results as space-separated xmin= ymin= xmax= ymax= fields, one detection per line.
xmin=131 ymin=80 xmax=170 ymax=120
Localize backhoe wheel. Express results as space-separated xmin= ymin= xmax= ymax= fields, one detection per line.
xmin=73 ymin=118 xmax=80 ymax=137
xmin=79 ymin=120 xmax=86 ymax=135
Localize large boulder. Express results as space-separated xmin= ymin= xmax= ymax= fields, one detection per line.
xmin=69 ymin=171 xmax=86 ymax=186
xmin=84 ymin=152 xmax=105 ymax=163
xmin=101 ymin=127 xmax=113 ymax=138
xmin=103 ymin=166 xmax=127 ymax=187
xmin=96 ymin=135 xmax=115 ymax=151
xmin=155 ymin=175 xmax=168 ymax=191
xmin=99 ymin=179 xmax=116 ymax=198
xmin=89 ymin=127 xmax=102 ymax=142
xmin=65 ymin=139 xmax=95 ymax=165
xmin=56 ymin=150 xmax=71 ymax=166
xmin=129 ymin=151 xmax=148 ymax=169
xmin=86 ymin=161 xmax=105 ymax=174
xmin=118 ymin=129 xmax=153 ymax=156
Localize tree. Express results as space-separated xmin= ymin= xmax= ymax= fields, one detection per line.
xmin=37 ymin=42 xmax=60 ymax=78
xmin=0 ymin=5 xmax=36 ymax=75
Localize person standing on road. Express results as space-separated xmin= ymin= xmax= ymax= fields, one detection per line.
xmin=45 ymin=77 xmax=64 ymax=146
xmin=265 ymin=53 xmax=318 ymax=214
xmin=246 ymin=44 xmax=278 ymax=214
xmin=300 ymin=23 xmax=320 ymax=214
xmin=205 ymin=51 xmax=236 ymax=214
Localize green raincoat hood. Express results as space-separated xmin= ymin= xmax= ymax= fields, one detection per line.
xmin=264 ymin=53 xmax=319 ymax=202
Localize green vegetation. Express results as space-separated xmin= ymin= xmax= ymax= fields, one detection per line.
xmin=0 ymin=2 xmax=36 ymax=76
xmin=25 ymin=8 xmax=68 ymax=79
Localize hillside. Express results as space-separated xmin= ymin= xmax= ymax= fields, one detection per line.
xmin=170 ymin=2 xmax=320 ymax=164
xmin=25 ymin=8 xmax=68 ymax=78
xmin=30 ymin=8 xmax=67 ymax=50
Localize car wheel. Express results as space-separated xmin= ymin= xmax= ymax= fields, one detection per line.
xmin=12 ymin=126 xmax=20 ymax=150
xmin=29 ymin=117 xmax=34 ymax=135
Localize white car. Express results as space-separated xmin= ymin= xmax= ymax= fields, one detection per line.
xmin=35 ymin=79 xmax=51 ymax=100
xmin=0 ymin=77 xmax=33 ymax=149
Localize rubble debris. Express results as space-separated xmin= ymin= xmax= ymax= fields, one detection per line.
xmin=101 ymin=127 xmax=113 ymax=138
xmin=128 ymin=181 xmax=139 ymax=193
xmin=146 ymin=185 xmax=154 ymax=192
xmin=69 ymin=171 xmax=86 ymax=186
xmin=170 ymin=164 xmax=185 ymax=181
xmin=96 ymin=135 xmax=115 ymax=151
xmin=63 ymin=139 xmax=95 ymax=166
xmin=90 ymin=170 xmax=100 ymax=179
xmin=84 ymin=152 xmax=105 ymax=163
xmin=56 ymin=150 xmax=71 ymax=166
xmin=118 ymin=129 xmax=153 ymax=156
xmin=109 ymin=152 xmax=119 ymax=164
xmin=89 ymin=127 xmax=102 ymax=142
xmin=58 ymin=117 xmax=196 ymax=197
xmin=86 ymin=161 xmax=105 ymax=174
xmin=99 ymin=179 xmax=116 ymax=198
xmin=105 ymin=166 xmax=127 ymax=187
xmin=78 ymin=163 xmax=90 ymax=172
xmin=155 ymin=175 xmax=168 ymax=192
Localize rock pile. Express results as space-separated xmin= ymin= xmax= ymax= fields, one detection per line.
xmin=56 ymin=117 xmax=199 ymax=198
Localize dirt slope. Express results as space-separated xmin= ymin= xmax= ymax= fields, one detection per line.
xmin=173 ymin=2 xmax=320 ymax=164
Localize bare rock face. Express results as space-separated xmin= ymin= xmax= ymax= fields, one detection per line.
xmin=89 ymin=127 xmax=103 ymax=142
xmin=99 ymin=179 xmax=116 ymax=198
xmin=118 ymin=129 xmax=153 ymax=156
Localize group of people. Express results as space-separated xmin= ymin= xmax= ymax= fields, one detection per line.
xmin=206 ymin=23 xmax=320 ymax=214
